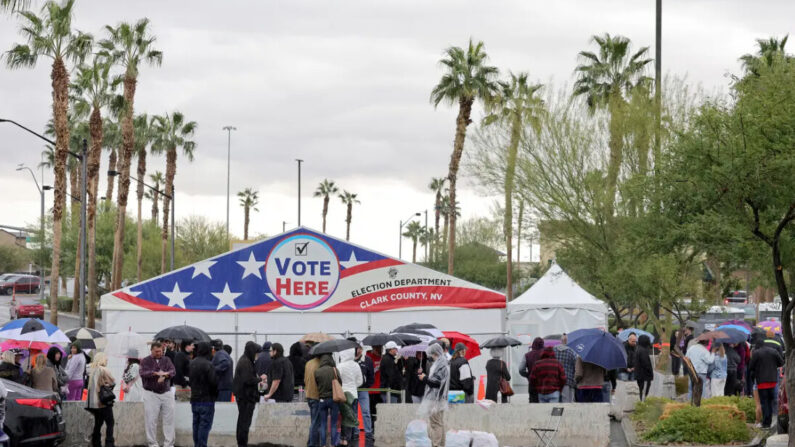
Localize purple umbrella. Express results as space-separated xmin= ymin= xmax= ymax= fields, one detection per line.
xmin=757 ymin=320 xmax=782 ymax=334
xmin=544 ymin=339 xmax=561 ymax=347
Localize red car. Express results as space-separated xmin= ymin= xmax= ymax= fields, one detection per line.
xmin=10 ymin=297 xmax=44 ymax=320
xmin=0 ymin=276 xmax=40 ymax=295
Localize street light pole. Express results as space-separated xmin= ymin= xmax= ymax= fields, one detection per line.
xmin=16 ymin=165 xmax=49 ymax=303
xmin=222 ymin=126 xmax=236 ymax=241
xmin=296 ymin=159 xmax=303 ymax=226
xmin=424 ymin=209 xmax=428 ymax=262
xmin=398 ymin=212 xmax=421 ymax=260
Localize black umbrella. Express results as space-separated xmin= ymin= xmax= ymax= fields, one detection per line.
xmin=391 ymin=324 xmax=437 ymax=338
xmin=309 ymin=339 xmax=359 ymax=355
xmin=390 ymin=333 xmax=422 ymax=346
xmin=153 ymin=325 xmax=211 ymax=343
xmin=362 ymin=333 xmax=420 ymax=347
xmin=480 ymin=335 xmax=522 ymax=349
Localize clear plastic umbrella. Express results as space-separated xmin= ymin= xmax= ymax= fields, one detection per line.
xmin=105 ymin=331 xmax=150 ymax=395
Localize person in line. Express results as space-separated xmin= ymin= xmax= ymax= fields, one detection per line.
xmin=519 ymin=337 xmax=545 ymax=403
xmin=211 ymin=339 xmax=234 ymax=402
xmin=64 ymin=342 xmax=85 ymax=399
xmin=634 ymin=335 xmax=654 ymax=401
xmin=337 ymin=348 xmax=363 ymax=446
xmin=575 ymin=357 xmax=606 ymax=403
xmin=682 ymin=327 xmax=694 ymax=354
xmin=46 ymin=346 xmax=67 ymax=398
xmin=710 ymin=343 xmax=728 ymax=398
xmin=0 ymin=350 xmax=23 ymax=385
xmin=366 ymin=345 xmax=383 ymax=426
xmin=669 ymin=329 xmax=682 ymax=375
xmin=449 ymin=343 xmax=474 ymax=403
xmin=379 ymin=341 xmax=403 ymax=403
xmin=352 ymin=343 xmax=374 ymax=446
xmin=405 ymin=351 xmax=427 ymax=403
xmin=31 ymin=353 xmax=58 ymax=392
xmin=86 ymin=352 xmax=114 ymax=447
xmin=530 ymin=346 xmax=566 ymax=403
xmin=263 ymin=343 xmax=294 ymax=403
xmin=685 ymin=339 xmax=714 ymax=400
xmin=724 ymin=342 xmax=741 ymax=396
xmin=140 ymin=341 xmax=177 ymax=447
xmin=254 ymin=341 xmax=272 ymax=378
xmin=485 ymin=347 xmax=511 ymax=403
xmin=189 ymin=342 xmax=218 ymax=447
xmin=749 ymin=339 xmax=784 ymax=428
xmin=314 ymin=353 xmax=341 ymax=447
xmin=418 ymin=343 xmax=450 ymax=447
xmin=223 ymin=345 xmax=233 ymax=356
xmin=304 ymin=353 xmax=323 ymax=447
xmin=233 ymin=341 xmax=263 ymax=447
xmin=289 ymin=342 xmax=307 ymax=399
xmin=162 ymin=339 xmax=176 ymax=363
xmin=621 ymin=333 xmax=638 ymax=381
xmin=553 ymin=335 xmax=577 ymax=403
xmin=173 ymin=340 xmax=193 ymax=401
xmin=121 ymin=350 xmax=143 ymax=403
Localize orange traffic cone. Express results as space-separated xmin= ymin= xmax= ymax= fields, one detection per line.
xmin=231 ymin=393 xmax=235 ymax=402
xmin=357 ymin=401 xmax=364 ymax=430
xmin=119 ymin=387 xmax=125 ymax=401
xmin=477 ymin=375 xmax=486 ymax=401
xmin=82 ymin=389 xmax=88 ymax=401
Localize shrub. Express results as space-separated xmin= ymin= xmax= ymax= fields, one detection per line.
xmin=643 ymin=405 xmax=751 ymax=444
xmin=703 ymin=396 xmax=756 ymax=423
xmin=57 ymin=298 xmax=73 ymax=312
xmin=674 ymin=375 xmax=689 ymax=395
xmin=633 ymin=397 xmax=672 ymax=430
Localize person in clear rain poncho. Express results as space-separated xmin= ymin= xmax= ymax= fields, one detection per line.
xmin=418 ymin=343 xmax=449 ymax=447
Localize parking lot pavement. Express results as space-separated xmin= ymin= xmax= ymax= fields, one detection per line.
xmin=0 ymin=294 xmax=93 ymax=331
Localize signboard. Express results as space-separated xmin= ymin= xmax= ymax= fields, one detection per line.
xmin=105 ymin=227 xmax=505 ymax=313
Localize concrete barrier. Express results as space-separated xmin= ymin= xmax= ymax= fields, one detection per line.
xmin=375 ymin=403 xmax=611 ymax=447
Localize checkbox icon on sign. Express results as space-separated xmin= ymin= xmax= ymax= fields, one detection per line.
xmin=295 ymin=242 xmax=309 ymax=256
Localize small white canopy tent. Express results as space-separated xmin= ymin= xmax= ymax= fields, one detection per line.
xmin=507 ymin=263 xmax=608 ymax=339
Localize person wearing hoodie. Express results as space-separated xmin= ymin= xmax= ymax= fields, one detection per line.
xmin=519 ymin=337 xmax=545 ymax=403
xmin=233 ymin=341 xmax=263 ymax=447
xmin=379 ymin=341 xmax=403 ymax=403
xmin=45 ymin=347 xmax=67 ymax=397
xmin=530 ymin=347 xmax=566 ymax=403
xmin=337 ymin=348 xmax=363 ymax=446
xmin=211 ymin=339 xmax=234 ymax=402
xmin=288 ymin=342 xmax=307 ymax=398
xmin=449 ymin=343 xmax=474 ymax=403
xmin=264 ymin=343 xmax=294 ymax=403
xmin=189 ymin=342 xmax=217 ymax=447
xmin=314 ymin=354 xmax=341 ymax=447
xmin=64 ymin=342 xmax=85 ymax=400
xmin=352 ymin=344 xmax=375 ymax=445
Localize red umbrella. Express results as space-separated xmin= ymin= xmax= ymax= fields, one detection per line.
xmin=442 ymin=331 xmax=481 ymax=360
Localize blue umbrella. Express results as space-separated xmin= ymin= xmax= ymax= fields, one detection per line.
xmin=567 ymin=328 xmax=627 ymax=370
xmin=714 ymin=327 xmax=748 ymax=344
xmin=0 ymin=318 xmax=70 ymax=344
xmin=617 ymin=328 xmax=655 ymax=343
xmin=717 ymin=324 xmax=751 ymax=335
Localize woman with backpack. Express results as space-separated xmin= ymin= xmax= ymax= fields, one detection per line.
xmin=86 ymin=353 xmax=115 ymax=447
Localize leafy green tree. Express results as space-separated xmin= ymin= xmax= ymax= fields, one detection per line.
xmin=483 ymin=72 xmax=545 ymax=299
xmin=99 ymin=18 xmax=162 ymax=291
xmin=338 ymin=190 xmax=359 ymax=241
xmin=4 ymin=0 xmax=92 ymax=324
xmin=314 ymin=179 xmax=338 ymax=233
xmin=237 ymin=187 xmax=259 ymax=240
xmin=573 ymin=33 xmax=652 ymax=216
xmin=431 ymin=39 xmax=498 ymax=274
xmin=0 ymin=245 xmax=28 ymax=273
xmin=175 ymin=216 xmax=228 ymax=266
xmin=740 ymin=35 xmax=790 ymax=76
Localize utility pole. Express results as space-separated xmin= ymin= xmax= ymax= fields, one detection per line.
xmin=424 ymin=209 xmax=429 ymax=262
xmin=654 ymin=0 xmax=662 ymax=163
xmin=223 ymin=126 xmax=236 ymax=241
xmin=296 ymin=159 xmax=303 ymax=226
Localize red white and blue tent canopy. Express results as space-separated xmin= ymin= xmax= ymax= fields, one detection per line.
xmin=101 ymin=227 xmax=505 ymax=314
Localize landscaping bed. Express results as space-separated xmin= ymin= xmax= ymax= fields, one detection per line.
xmin=630 ymin=397 xmax=761 ymax=446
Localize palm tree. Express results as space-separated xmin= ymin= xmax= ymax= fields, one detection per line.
xmin=5 ymin=0 xmax=92 ymax=324
xmin=99 ymin=18 xmax=162 ymax=291
xmin=740 ymin=35 xmax=791 ymax=76
xmin=147 ymin=171 xmax=164 ymax=223
xmin=430 ymin=39 xmax=498 ymax=274
xmin=573 ymin=33 xmax=652 ymax=216
xmin=338 ymin=190 xmax=360 ymax=241
xmin=438 ymin=195 xmax=460 ymax=254
xmin=428 ymin=177 xmax=446 ymax=262
xmin=419 ymin=228 xmax=435 ymax=263
xmin=402 ymin=221 xmax=424 ymax=263
xmin=71 ymin=57 xmax=115 ymax=327
xmin=483 ymin=72 xmax=545 ymax=300
xmin=102 ymin=118 xmax=121 ymax=202
xmin=151 ymin=112 xmax=197 ymax=273
xmin=237 ymin=188 xmax=259 ymax=240
xmin=133 ymin=114 xmax=151 ymax=283
xmin=314 ymin=179 xmax=338 ymax=233
xmin=0 ymin=0 xmax=29 ymax=12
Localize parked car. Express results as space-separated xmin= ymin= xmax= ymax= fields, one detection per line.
xmin=9 ymin=297 xmax=44 ymax=320
xmin=0 ymin=277 xmax=39 ymax=296
xmin=1 ymin=378 xmax=65 ymax=446
xmin=724 ymin=290 xmax=748 ymax=305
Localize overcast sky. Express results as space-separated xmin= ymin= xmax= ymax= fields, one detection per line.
xmin=1 ymin=0 xmax=792 ymax=260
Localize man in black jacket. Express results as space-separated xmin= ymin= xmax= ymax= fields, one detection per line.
xmin=233 ymin=341 xmax=263 ymax=447
xmin=189 ymin=342 xmax=217 ymax=447
xmin=379 ymin=341 xmax=403 ymax=403
xmin=211 ymin=339 xmax=234 ymax=402
xmin=352 ymin=342 xmax=375 ymax=445
xmin=173 ymin=340 xmax=194 ymax=387
xmin=749 ymin=340 xmax=785 ymax=428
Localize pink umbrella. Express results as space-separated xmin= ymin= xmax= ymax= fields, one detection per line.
xmin=757 ymin=320 xmax=782 ymax=334
xmin=544 ymin=339 xmax=561 ymax=347
xmin=1 ymin=339 xmax=51 ymax=351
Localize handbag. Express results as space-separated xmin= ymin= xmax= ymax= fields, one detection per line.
xmin=332 ymin=369 xmax=346 ymax=403
xmin=99 ymin=385 xmax=116 ymax=405
xmin=499 ymin=361 xmax=514 ymax=397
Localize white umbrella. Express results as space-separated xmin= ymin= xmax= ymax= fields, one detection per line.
xmin=105 ymin=331 xmax=149 ymax=360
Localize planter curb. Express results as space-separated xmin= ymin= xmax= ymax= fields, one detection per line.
xmin=620 ymin=411 xmax=765 ymax=447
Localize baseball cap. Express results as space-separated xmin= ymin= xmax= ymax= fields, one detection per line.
xmin=384 ymin=341 xmax=399 ymax=350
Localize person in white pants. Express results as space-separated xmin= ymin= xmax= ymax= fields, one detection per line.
xmin=139 ymin=342 xmax=177 ymax=447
